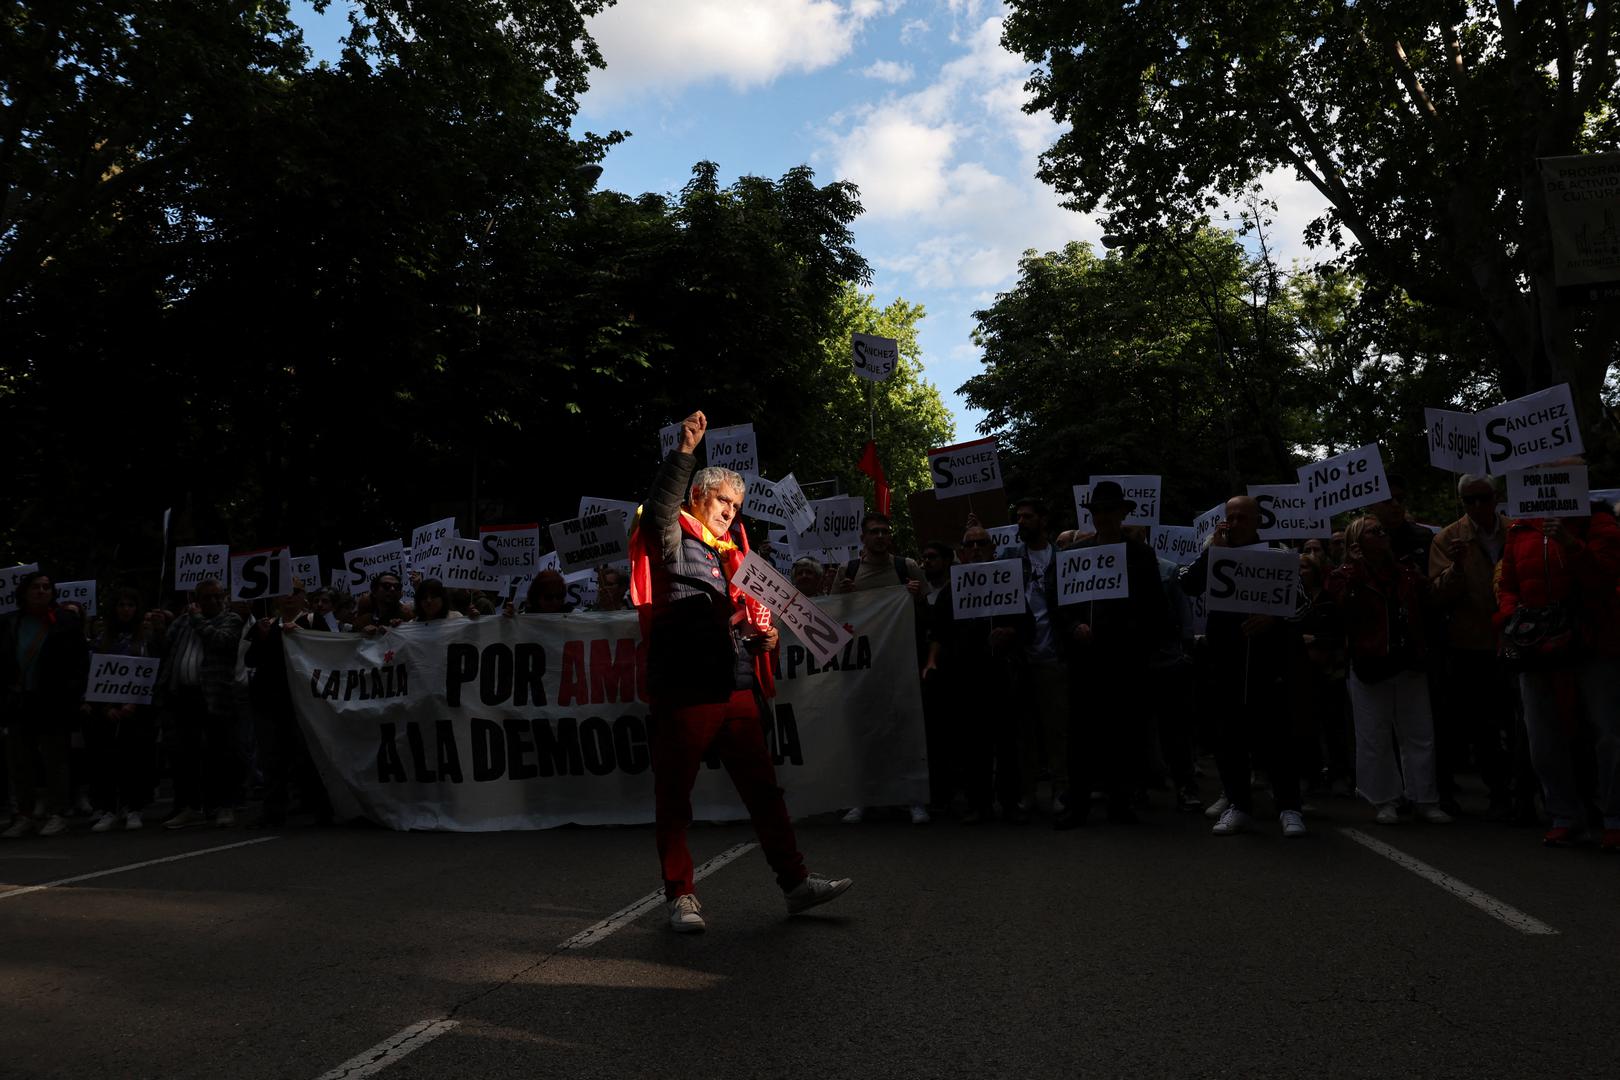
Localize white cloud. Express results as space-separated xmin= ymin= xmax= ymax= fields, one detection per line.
xmin=899 ymin=18 xmax=929 ymax=45
xmin=864 ymin=59 xmax=916 ymax=84
xmin=582 ymin=0 xmax=877 ymax=103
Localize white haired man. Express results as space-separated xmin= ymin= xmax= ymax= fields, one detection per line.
xmin=629 ymin=410 xmax=851 ymax=932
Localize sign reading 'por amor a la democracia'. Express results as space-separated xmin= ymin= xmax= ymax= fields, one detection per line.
xmin=1057 ymin=544 xmax=1129 ymax=604
xmin=950 ymin=559 xmax=1025 ymax=619
xmin=1298 ymin=444 xmax=1389 ymax=515
xmin=851 ymin=332 xmax=899 ymax=382
xmin=84 ymin=653 xmax=161 ymax=705
xmin=549 ymin=513 xmax=630 ymax=574
xmin=1506 ymin=464 xmax=1591 ymax=519
xmin=1205 ymin=545 xmax=1300 ymax=616
xmin=928 ymin=437 xmax=1002 ymax=499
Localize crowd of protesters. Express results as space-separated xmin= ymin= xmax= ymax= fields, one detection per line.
xmin=4 ymin=464 xmax=1620 ymax=852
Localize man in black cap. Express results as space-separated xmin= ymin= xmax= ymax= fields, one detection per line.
xmin=1055 ymin=482 xmax=1167 ymax=828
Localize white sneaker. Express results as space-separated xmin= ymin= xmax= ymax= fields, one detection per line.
xmin=90 ymin=811 xmax=118 ymax=833
xmin=124 ymin=811 xmax=144 ymax=831
xmin=1280 ymin=810 xmax=1307 ymax=838
xmin=38 ymin=814 xmax=68 ymax=837
xmin=909 ymin=805 xmax=930 ymax=825
xmin=1375 ymin=803 xmax=1400 ymax=825
xmin=2 ymin=816 xmax=35 ymax=839
xmin=785 ymin=874 xmax=853 ymax=914
xmin=840 ymin=807 xmax=865 ymax=825
xmin=1418 ymin=804 xmax=1454 ymax=824
xmin=1203 ymin=795 xmax=1231 ymax=820
xmin=667 ymin=893 xmax=705 ymax=933
xmin=1211 ymin=807 xmax=1252 ymax=835
xmin=214 ymin=808 xmax=237 ymax=828
xmin=164 ymin=808 xmax=207 ymax=830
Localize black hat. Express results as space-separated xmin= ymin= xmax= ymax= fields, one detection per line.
xmin=1081 ymin=480 xmax=1137 ymax=513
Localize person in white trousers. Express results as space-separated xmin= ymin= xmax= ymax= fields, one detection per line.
xmin=1322 ymin=515 xmax=1453 ymax=825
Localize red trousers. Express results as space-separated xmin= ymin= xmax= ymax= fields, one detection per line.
xmin=652 ymin=689 xmax=807 ymax=899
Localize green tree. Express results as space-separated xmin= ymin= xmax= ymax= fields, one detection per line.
xmin=1003 ymin=0 xmax=1620 ymax=436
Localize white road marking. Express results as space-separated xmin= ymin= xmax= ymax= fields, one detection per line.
xmin=311 ymin=1019 xmax=459 ymax=1080
xmin=0 ymin=836 xmax=280 ymax=901
xmin=1340 ymin=828 xmax=1558 ymax=936
xmin=558 ymin=841 xmax=759 ymax=950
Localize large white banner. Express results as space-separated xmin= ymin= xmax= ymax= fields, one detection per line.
xmin=283 ymin=588 xmax=928 ymax=831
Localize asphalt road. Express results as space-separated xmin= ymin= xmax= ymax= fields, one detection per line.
xmin=4 ymin=786 xmax=1618 ymax=1080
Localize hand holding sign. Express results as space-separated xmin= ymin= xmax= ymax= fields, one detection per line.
xmin=731 ymin=551 xmax=853 ymax=667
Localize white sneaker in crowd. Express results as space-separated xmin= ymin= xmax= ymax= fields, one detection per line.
xmin=840 ymin=807 xmax=865 ymax=825
xmin=1280 ymin=810 xmax=1307 ymax=838
xmin=909 ymin=805 xmax=930 ymax=825
xmin=90 ymin=811 xmax=118 ymax=833
xmin=1052 ymin=790 xmax=1068 ymax=816
xmin=214 ymin=808 xmax=237 ymax=828
xmin=785 ymin=874 xmax=853 ymax=915
xmin=164 ymin=809 xmax=207 ymax=830
xmin=1203 ymin=795 xmax=1231 ymax=820
xmin=124 ymin=811 xmax=144 ymax=831
xmin=74 ymin=793 xmax=93 ymax=816
xmin=2 ymin=816 xmax=36 ymax=839
xmin=1375 ymin=803 xmax=1400 ymax=826
xmin=667 ymin=893 xmax=705 ymax=933
xmin=1418 ymin=804 xmax=1454 ymax=824
xmin=38 ymin=814 xmax=68 ymax=837
xmin=1211 ymin=807 xmax=1251 ymax=836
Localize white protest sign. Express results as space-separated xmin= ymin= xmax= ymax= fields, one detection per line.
xmin=1073 ymin=484 xmax=1092 ymax=532
xmin=577 ymin=498 xmax=638 ymax=540
xmin=477 ymin=523 xmax=540 ymax=578
xmin=775 ymin=472 xmax=816 ymax=532
xmin=1480 ymin=384 xmax=1584 ymax=474
xmin=53 ymin=579 xmax=96 ymax=616
xmin=659 ymin=422 xmax=683 ymax=459
xmin=732 ymin=551 xmax=854 ymax=667
xmin=1506 ymin=464 xmax=1591 ymax=519
xmin=1205 ymin=546 xmax=1300 ymax=616
xmin=409 ymin=517 xmax=457 ymax=577
xmin=289 ymin=555 xmax=321 ymax=592
xmin=705 ymin=423 xmax=759 ymax=478
xmin=950 ymin=559 xmax=1026 ymax=619
xmin=174 ymin=546 xmax=228 ymax=592
xmin=1057 ymin=543 xmax=1129 ymax=605
xmin=82 ymin=653 xmax=162 ymax=705
xmin=765 ymin=529 xmax=795 ymax=574
xmin=231 ymin=547 xmax=293 ymax=601
xmin=851 ymin=332 xmax=899 ymax=382
xmin=1298 ymin=443 xmax=1389 ymax=516
xmin=743 ymin=476 xmax=790 ymax=526
xmin=1249 ymin=484 xmax=1330 ymax=541
xmin=1192 ymin=503 xmax=1226 ymax=548
xmin=790 ymin=496 xmax=864 ymax=557
xmin=1424 ymin=408 xmax=1488 ymax=475
xmin=928 ymin=438 xmax=1002 ymax=499
xmin=343 ymin=539 xmax=406 ymax=595
xmin=563 ymin=569 xmax=597 ymax=610
xmin=987 ymin=524 xmax=1021 ymax=555
xmin=1089 ymin=475 xmax=1162 ymax=526
xmin=1151 ymin=526 xmax=1201 ymax=566
xmin=549 ymin=512 xmax=631 ymax=574
xmin=442 ymin=537 xmax=504 ymax=589
xmin=537 ymin=551 xmax=561 ymax=574
xmin=1539 ymin=152 xmax=1620 ymax=297
xmin=1591 ymin=488 xmax=1620 ymax=510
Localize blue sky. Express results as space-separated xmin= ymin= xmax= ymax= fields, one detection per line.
xmin=293 ymin=0 xmax=1327 ymax=440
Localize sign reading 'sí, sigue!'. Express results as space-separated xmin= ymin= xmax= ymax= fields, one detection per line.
xmin=282 ymin=588 xmax=928 ymax=831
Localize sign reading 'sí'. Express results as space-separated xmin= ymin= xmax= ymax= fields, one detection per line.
xmin=928 ymin=437 xmax=1002 ymax=499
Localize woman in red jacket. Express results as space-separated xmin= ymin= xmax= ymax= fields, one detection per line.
xmin=1494 ymin=503 xmax=1620 ymax=848
xmin=1322 ymin=516 xmax=1451 ymax=825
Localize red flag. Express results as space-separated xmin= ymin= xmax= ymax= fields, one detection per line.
xmin=857 ymin=439 xmax=890 ymax=516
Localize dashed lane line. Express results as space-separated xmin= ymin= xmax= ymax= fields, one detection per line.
xmin=0 ymin=836 xmax=280 ymax=901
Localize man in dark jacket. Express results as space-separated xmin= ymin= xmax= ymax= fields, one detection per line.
xmin=1 ymin=572 xmax=90 ymax=837
xmin=1056 ymin=482 xmax=1168 ymax=828
xmin=1179 ymin=496 xmax=1307 ymax=838
xmin=630 ymin=410 xmax=850 ymax=933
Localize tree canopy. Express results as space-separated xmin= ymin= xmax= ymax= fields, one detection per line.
xmin=1003 ymin=0 xmax=1620 ymax=437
